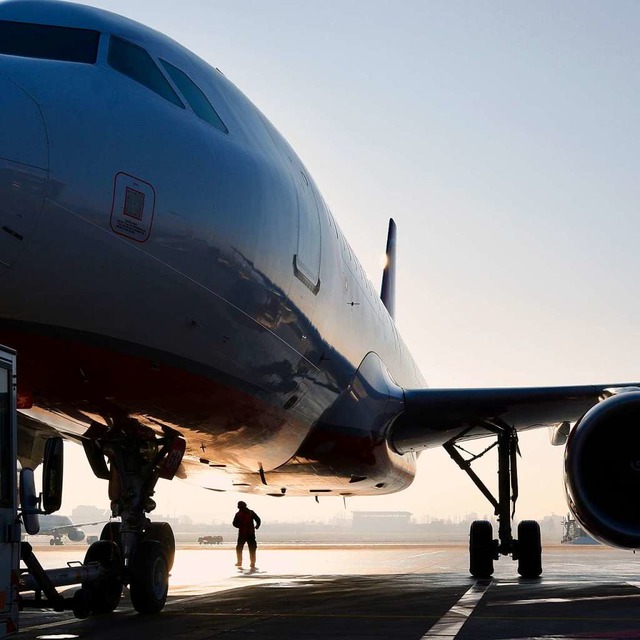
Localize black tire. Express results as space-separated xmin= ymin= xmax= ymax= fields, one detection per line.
xmin=100 ymin=522 xmax=122 ymax=546
xmin=469 ymin=520 xmax=495 ymax=578
xmin=129 ymin=540 xmax=168 ymax=614
xmin=101 ymin=520 xmax=175 ymax=570
xmin=83 ymin=540 xmax=123 ymax=614
xmin=517 ymin=520 xmax=542 ymax=578
xmin=71 ymin=588 xmax=92 ymax=619
xmin=144 ymin=522 xmax=176 ymax=571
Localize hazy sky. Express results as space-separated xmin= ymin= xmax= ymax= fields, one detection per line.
xmin=44 ymin=0 xmax=640 ymax=525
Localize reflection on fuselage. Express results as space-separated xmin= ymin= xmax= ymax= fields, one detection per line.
xmin=0 ymin=0 xmax=423 ymax=498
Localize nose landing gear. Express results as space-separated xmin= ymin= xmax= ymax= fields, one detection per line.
xmin=82 ymin=421 xmax=185 ymax=613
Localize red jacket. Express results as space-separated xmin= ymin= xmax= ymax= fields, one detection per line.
xmin=233 ymin=508 xmax=261 ymax=535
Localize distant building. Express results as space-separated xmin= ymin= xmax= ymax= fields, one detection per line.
xmin=352 ymin=511 xmax=413 ymax=531
xmin=71 ymin=505 xmax=109 ymax=524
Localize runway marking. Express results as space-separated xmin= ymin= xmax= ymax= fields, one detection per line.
xmin=19 ymin=619 xmax=81 ymax=633
xmin=420 ymin=580 xmax=492 ymax=638
xmin=19 ymin=611 xmax=129 ymax=633
xmin=495 ymin=580 xmax=589 ymax=587
xmin=489 ymin=592 xmax=640 ymax=607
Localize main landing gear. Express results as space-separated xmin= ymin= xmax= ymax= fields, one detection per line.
xmin=80 ymin=420 xmax=185 ymax=614
xmin=444 ymin=422 xmax=542 ymax=579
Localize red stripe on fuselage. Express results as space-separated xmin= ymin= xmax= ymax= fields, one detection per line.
xmin=1 ymin=325 xmax=308 ymax=472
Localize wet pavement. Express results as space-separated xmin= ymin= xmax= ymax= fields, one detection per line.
xmin=15 ymin=543 xmax=640 ymax=639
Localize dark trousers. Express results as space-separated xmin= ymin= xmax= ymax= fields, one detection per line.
xmin=236 ymin=533 xmax=257 ymax=566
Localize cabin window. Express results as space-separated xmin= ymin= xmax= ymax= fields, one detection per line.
xmin=108 ymin=36 xmax=184 ymax=108
xmin=0 ymin=20 xmax=99 ymax=63
xmin=160 ymin=60 xmax=228 ymax=133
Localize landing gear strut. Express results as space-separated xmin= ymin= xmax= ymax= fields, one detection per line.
xmin=444 ymin=422 xmax=542 ymax=579
xmin=83 ymin=420 xmax=185 ymax=613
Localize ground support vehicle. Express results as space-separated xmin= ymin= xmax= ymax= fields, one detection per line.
xmin=0 ymin=346 xmax=123 ymax=636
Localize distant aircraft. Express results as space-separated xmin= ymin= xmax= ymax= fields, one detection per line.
xmin=0 ymin=0 xmax=638 ymax=616
xmin=25 ymin=514 xmax=105 ymax=545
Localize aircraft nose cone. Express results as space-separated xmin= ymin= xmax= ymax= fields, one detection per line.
xmin=0 ymin=73 xmax=48 ymax=272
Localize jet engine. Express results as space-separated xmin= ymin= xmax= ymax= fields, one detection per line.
xmin=67 ymin=528 xmax=85 ymax=542
xmin=565 ymin=391 xmax=640 ymax=548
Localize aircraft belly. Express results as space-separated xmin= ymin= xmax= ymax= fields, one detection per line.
xmin=7 ymin=326 xmax=314 ymax=472
xmin=0 ymin=193 xmax=330 ymax=470
xmin=175 ymin=352 xmax=418 ymax=497
xmin=178 ymin=438 xmax=416 ymax=497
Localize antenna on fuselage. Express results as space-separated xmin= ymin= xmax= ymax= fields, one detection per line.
xmin=380 ymin=218 xmax=397 ymax=319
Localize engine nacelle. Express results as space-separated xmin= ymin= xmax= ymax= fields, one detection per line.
xmin=67 ymin=528 xmax=85 ymax=542
xmin=565 ymin=391 xmax=640 ymax=548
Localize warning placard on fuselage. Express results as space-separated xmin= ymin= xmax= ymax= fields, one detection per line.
xmin=110 ymin=172 xmax=156 ymax=243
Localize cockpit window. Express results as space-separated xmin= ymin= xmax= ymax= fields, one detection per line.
xmin=108 ymin=36 xmax=184 ymax=108
xmin=160 ymin=60 xmax=228 ymax=134
xmin=0 ymin=20 xmax=99 ymax=64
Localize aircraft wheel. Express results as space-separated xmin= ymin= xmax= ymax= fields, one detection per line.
xmin=517 ymin=520 xmax=542 ymax=578
xmin=49 ymin=539 xmax=55 ymax=546
xmin=99 ymin=522 xmax=121 ymax=546
xmin=129 ymin=540 xmax=168 ymax=614
xmin=469 ymin=520 xmax=495 ymax=578
xmin=71 ymin=588 xmax=92 ymax=619
xmin=145 ymin=522 xmax=175 ymax=571
xmin=83 ymin=540 xmax=123 ymax=614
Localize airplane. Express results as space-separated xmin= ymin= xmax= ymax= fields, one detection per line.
xmin=0 ymin=0 xmax=638 ymax=616
xmin=23 ymin=514 xmax=106 ymax=545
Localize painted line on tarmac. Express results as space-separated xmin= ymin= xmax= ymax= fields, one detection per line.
xmin=19 ymin=618 xmax=83 ymax=633
xmin=494 ymin=580 xmax=586 ymax=587
xmin=421 ymin=580 xmax=492 ymax=638
xmin=490 ymin=593 xmax=640 ymax=607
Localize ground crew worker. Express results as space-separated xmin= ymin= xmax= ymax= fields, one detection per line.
xmin=233 ymin=500 xmax=261 ymax=569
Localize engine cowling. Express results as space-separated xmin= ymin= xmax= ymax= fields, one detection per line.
xmin=67 ymin=528 xmax=85 ymax=542
xmin=565 ymin=391 xmax=640 ymax=548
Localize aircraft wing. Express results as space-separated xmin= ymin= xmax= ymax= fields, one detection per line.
xmin=41 ymin=525 xmax=77 ymax=534
xmin=390 ymin=383 xmax=640 ymax=453
xmin=65 ymin=520 xmax=107 ymax=530
xmin=41 ymin=521 xmax=107 ymax=534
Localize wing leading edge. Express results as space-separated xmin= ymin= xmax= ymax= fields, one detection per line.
xmin=390 ymin=383 xmax=640 ymax=454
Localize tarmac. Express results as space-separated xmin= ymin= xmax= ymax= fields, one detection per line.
xmin=15 ymin=542 xmax=640 ymax=639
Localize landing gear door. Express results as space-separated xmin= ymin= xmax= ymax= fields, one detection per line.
xmin=0 ymin=348 xmax=19 ymax=636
